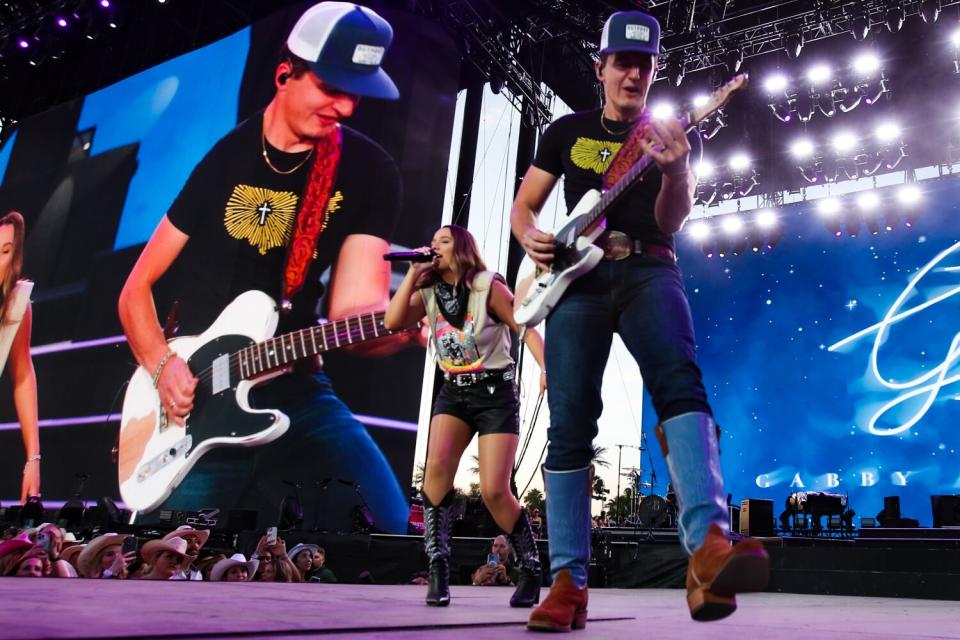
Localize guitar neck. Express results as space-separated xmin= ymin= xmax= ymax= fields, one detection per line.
xmin=236 ymin=310 xmax=394 ymax=380
xmin=573 ymin=113 xmax=692 ymax=237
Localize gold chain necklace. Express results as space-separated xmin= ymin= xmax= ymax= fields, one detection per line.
xmin=599 ymin=110 xmax=633 ymax=136
xmin=261 ymin=132 xmax=314 ymax=175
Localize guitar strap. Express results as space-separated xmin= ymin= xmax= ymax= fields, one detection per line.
xmin=281 ymin=125 xmax=343 ymax=311
xmin=602 ymin=114 xmax=648 ymax=190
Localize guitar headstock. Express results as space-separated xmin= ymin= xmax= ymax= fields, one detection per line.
xmin=688 ymin=73 xmax=749 ymax=126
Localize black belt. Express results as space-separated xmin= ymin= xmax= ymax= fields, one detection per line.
xmin=443 ymin=368 xmax=515 ymax=387
xmin=596 ymin=230 xmax=676 ymax=262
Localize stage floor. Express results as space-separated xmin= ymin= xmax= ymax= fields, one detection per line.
xmin=2 ymin=579 xmax=958 ymax=639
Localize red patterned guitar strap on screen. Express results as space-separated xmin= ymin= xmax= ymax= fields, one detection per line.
xmin=281 ymin=125 xmax=342 ymax=311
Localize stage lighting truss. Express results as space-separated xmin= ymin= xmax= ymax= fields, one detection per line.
xmin=688 ymin=207 xmax=784 ymax=259
xmin=795 ymin=129 xmax=908 ymax=184
xmin=766 ymin=64 xmax=890 ymax=124
xmin=813 ymin=182 xmax=923 ymax=238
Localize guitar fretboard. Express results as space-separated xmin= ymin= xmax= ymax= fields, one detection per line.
xmin=236 ymin=311 xmax=391 ymax=379
xmin=573 ymin=114 xmax=692 ymax=238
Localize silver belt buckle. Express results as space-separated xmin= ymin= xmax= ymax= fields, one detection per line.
xmin=600 ymin=230 xmax=632 ymax=261
xmin=455 ymin=374 xmax=472 ymax=387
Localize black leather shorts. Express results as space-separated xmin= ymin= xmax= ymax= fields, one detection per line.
xmin=432 ymin=378 xmax=520 ymax=436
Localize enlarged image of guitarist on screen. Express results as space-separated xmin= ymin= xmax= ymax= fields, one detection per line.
xmin=117 ymin=2 xmax=414 ymax=533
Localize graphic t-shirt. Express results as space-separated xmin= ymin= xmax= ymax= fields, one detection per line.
xmin=164 ymin=112 xmax=400 ymax=335
xmin=532 ymin=108 xmax=702 ymax=252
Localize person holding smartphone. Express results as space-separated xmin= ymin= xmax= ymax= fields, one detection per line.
xmin=471 ymin=535 xmax=518 ymax=586
xmin=33 ymin=523 xmax=76 ymax=577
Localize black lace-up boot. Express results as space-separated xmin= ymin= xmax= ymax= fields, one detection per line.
xmin=423 ymin=490 xmax=455 ymax=606
xmin=507 ymin=510 xmax=542 ymax=607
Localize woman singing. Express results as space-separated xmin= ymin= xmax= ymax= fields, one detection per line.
xmin=385 ymin=224 xmax=546 ymax=608
xmin=0 ymin=212 xmax=39 ymax=504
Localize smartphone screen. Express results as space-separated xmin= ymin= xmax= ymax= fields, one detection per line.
xmin=487 ymin=553 xmax=499 ymax=567
xmin=121 ymin=536 xmax=138 ymax=556
xmin=266 ymin=527 xmax=278 ymax=545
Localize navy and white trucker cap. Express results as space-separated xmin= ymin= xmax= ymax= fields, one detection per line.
xmin=287 ymin=2 xmax=399 ymax=100
xmin=599 ymin=11 xmax=661 ymax=57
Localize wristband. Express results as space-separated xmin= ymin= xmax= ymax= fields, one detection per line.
xmin=151 ymin=350 xmax=177 ymax=388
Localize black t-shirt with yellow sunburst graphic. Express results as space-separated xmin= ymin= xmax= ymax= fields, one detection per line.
xmin=532 ymin=108 xmax=701 ymax=252
xmin=163 ymin=111 xmax=400 ymax=336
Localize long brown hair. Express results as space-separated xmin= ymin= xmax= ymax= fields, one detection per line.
xmin=0 ymin=211 xmax=25 ymax=324
xmin=415 ymin=224 xmax=488 ymax=290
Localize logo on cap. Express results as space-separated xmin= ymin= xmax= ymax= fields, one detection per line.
xmin=352 ymin=44 xmax=385 ymax=66
xmin=625 ymin=24 xmax=651 ymax=42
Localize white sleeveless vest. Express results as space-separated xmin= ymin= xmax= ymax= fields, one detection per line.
xmin=0 ymin=280 xmax=33 ymax=376
xmin=420 ymin=271 xmax=513 ymax=374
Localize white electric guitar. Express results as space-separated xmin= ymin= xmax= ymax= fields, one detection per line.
xmin=117 ymin=290 xmax=409 ymax=513
xmin=514 ymin=73 xmax=749 ymax=326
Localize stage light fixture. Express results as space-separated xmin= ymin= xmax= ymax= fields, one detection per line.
xmin=817 ymin=92 xmax=837 ymax=118
xmin=651 ymin=102 xmax=675 ymax=119
xmin=100 ymin=0 xmax=111 ymax=7
xmin=666 ymin=56 xmax=684 ymax=87
xmin=764 ymin=74 xmax=788 ymax=94
xmin=790 ymin=138 xmax=815 ymax=159
xmin=795 ymin=91 xmax=815 ymax=122
xmin=692 ymin=94 xmax=709 ymax=108
xmin=851 ymin=14 xmax=871 ymax=41
xmin=818 ymin=198 xmax=844 ymax=236
xmin=725 ymin=48 xmax=743 ymax=74
xmin=729 ymin=153 xmax=751 ymax=172
xmin=688 ymin=220 xmax=711 ymax=241
xmin=721 ymin=215 xmax=744 ymax=235
xmin=755 ymin=209 xmax=778 ymax=229
xmin=857 ymin=191 xmax=881 ymax=211
xmin=784 ymin=31 xmax=804 ymax=59
xmin=697 ymin=159 xmax=715 ymax=178
xmin=55 ymin=16 xmax=68 ymax=28
xmin=807 ymin=64 xmax=832 ymax=86
xmin=897 ymin=185 xmax=921 ymax=205
xmin=719 ymin=180 xmax=737 ymax=201
xmin=920 ymin=0 xmax=940 ymax=23
xmin=769 ymin=101 xmax=794 ymax=122
xmin=852 ymin=52 xmax=881 ymax=76
xmin=832 ymin=131 xmax=858 ymax=153
xmin=817 ymin=197 xmax=841 ymax=217
xmin=17 ymin=38 xmax=29 ymax=49
xmin=875 ymin=122 xmax=901 ymax=142
xmin=885 ymin=3 xmax=905 ymax=33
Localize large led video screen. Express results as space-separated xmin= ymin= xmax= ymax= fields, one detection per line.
xmin=0 ymin=1 xmax=458 ymax=534
xmin=678 ymin=178 xmax=960 ymax=527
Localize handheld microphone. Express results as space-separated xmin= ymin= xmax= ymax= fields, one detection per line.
xmin=383 ymin=250 xmax=437 ymax=262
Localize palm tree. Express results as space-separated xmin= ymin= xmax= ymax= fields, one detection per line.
xmin=469 ymin=454 xmax=480 ymax=476
xmin=591 ymin=445 xmax=610 ymax=469
xmin=522 ymin=487 xmax=545 ymax=513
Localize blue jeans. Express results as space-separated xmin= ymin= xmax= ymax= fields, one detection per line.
xmin=160 ymin=371 xmax=409 ymax=534
xmin=544 ymin=254 xmax=711 ymax=470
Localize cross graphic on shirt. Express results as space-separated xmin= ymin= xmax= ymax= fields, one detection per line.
xmin=257 ymin=202 xmax=272 ymax=225
xmin=599 ymin=147 xmax=612 ymax=162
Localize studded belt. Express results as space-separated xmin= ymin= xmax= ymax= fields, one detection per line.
xmin=443 ymin=368 xmax=515 ymax=387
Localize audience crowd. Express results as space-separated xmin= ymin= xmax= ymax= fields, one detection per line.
xmin=0 ymin=522 xmax=340 ymax=583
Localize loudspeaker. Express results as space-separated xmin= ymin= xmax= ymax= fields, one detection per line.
xmin=931 ymin=495 xmax=960 ymax=528
xmin=740 ymin=499 xmax=774 ymax=537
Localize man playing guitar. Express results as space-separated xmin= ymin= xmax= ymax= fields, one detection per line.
xmin=118 ymin=2 xmax=411 ymax=533
xmin=510 ymin=10 xmax=769 ymax=630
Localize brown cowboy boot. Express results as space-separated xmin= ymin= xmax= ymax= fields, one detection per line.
xmin=527 ymin=569 xmax=588 ymax=632
xmin=686 ymin=523 xmax=770 ymax=621
xmin=656 ymin=413 xmax=770 ymax=621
